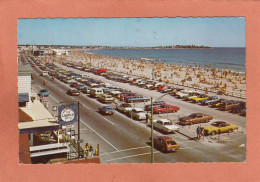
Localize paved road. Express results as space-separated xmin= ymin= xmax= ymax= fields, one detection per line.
xmin=31 ymin=64 xmax=246 ymax=163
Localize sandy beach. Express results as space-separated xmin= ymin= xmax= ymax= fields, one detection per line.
xmin=55 ymin=49 xmax=246 ymax=99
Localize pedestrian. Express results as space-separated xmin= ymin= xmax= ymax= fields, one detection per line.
xmin=39 ymin=95 xmax=43 ymax=103
xmin=85 ymin=143 xmax=89 ymax=158
xmin=89 ymin=145 xmax=94 ymax=158
xmin=205 ymin=88 xmax=208 ymax=94
xmin=196 ymin=126 xmax=201 ymax=139
xmin=201 ymin=127 xmax=205 ymax=140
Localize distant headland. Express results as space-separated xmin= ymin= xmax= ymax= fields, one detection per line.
xmin=18 ymin=44 xmax=211 ymax=50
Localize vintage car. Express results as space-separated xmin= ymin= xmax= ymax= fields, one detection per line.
xmin=153 ymin=119 xmax=180 ymax=133
xmin=98 ymin=94 xmax=114 ymax=103
xmin=128 ymin=108 xmax=147 ymax=120
xmin=38 ymin=89 xmax=49 ymax=97
xmin=76 ymin=84 xmax=86 ymax=91
xmin=149 ymin=83 xmax=163 ymax=90
xmin=116 ymin=103 xmax=133 ymax=113
xmin=170 ymin=88 xmax=184 ymax=96
xmin=144 ymin=101 xmax=166 ymax=111
xmin=157 ymin=85 xmax=167 ymax=91
xmin=125 ymin=95 xmax=150 ymax=103
xmin=189 ymin=94 xmax=209 ymax=103
xmin=161 ymin=86 xmax=174 ymax=93
xmin=183 ymin=91 xmax=202 ymax=101
xmin=179 ymin=113 xmax=213 ymax=125
xmin=81 ymin=86 xmax=91 ymax=94
xmin=218 ymin=100 xmax=241 ymax=111
xmin=98 ymin=106 xmax=115 ymax=115
xmin=67 ymin=89 xmax=80 ymax=96
xmin=231 ymin=101 xmax=246 ymax=113
xmin=70 ymin=82 xmax=79 ymax=88
xmin=209 ymin=99 xmax=226 ymax=108
xmin=200 ymin=96 xmax=221 ymax=105
xmin=153 ymin=104 xmax=180 ymax=114
xmin=175 ymin=90 xmax=193 ymax=99
xmin=203 ymin=121 xmax=238 ymax=135
xmin=152 ymin=136 xmax=180 ymax=152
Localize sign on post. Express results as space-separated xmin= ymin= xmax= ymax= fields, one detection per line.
xmin=58 ymin=104 xmax=78 ymax=125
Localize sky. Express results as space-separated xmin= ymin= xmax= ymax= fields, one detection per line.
xmin=18 ymin=18 xmax=245 ymax=47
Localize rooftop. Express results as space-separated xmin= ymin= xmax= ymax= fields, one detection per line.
xmin=18 ymin=100 xmax=59 ymax=133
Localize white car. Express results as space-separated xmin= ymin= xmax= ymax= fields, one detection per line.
xmin=129 ymin=108 xmax=147 ymax=120
xmin=153 ymin=119 xmax=180 ymax=133
xmin=176 ymin=90 xmax=193 ymax=98
xmin=116 ymin=103 xmax=133 ymax=113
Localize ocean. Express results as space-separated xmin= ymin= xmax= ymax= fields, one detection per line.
xmin=87 ymin=48 xmax=246 ymax=72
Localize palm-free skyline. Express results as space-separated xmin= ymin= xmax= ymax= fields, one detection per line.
xmin=18 ymin=18 xmax=245 ymax=47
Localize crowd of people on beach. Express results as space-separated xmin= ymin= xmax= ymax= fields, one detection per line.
xmin=54 ymin=50 xmax=246 ymax=97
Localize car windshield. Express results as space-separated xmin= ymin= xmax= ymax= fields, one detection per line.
xmin=211 ymin=122 xmax=222 ymax=127
xmin=189 ymin=114 xmax=196 ymax=117
xmin=164 ymin=122 xmax=172 ymax=125
xmin=123 ymin=104 xmax=131 ymax=107
xmin=41 ymin=89 xmax=47 ymax=92
xmin=167 ymin=140 xmax=177 ymax=145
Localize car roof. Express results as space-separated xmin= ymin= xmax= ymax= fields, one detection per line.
xmin=212 ymin=121 xmax=227 ymax=125
xmin=154 ymin=136 xmax=173 ymax=140
xmin=133 ymin=108 xmax=144 ymax=112
xmin=157 ymin=119 xmax=171 ymax=123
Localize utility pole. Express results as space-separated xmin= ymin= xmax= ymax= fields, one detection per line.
xmin=150 ymin=93 xmax=168 ymax=163
xmin=78 ymin=101 xmax=80 ymax=159
xmin=151 ymin=97 xmax=154 ymax=163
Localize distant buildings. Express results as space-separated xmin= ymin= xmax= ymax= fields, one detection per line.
xmin=52 ymin=49 xmax=71 ymax=56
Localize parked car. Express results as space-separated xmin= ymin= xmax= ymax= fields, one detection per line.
xmin=99 ymin=106 xmax=115 ymax=115
xmin=125 ymin=95 xmax=150 ymax=103
xmin=39 ymin=89 xmax=49 ymax=97
xmin=218 ymin=100 xmax=241 ymax=111
xmin=67 ymin=89 xmax=80 ymax=96
xmin=157 ymin=85 xmax=167 ymax=91
xmin=161 ymin=86 xmax=174 ymax=93
xmin=76 ymin=84 xmax=86 ymax=91
xmin=153 ymin=104 xmax=180 ymax=114
xmin=175 ymin=90 xmax=193 ymax=99
xmin=231 ymin=101 xmax=246 ymax=113
xmin=203 ymin=121 xmax=238 ymax=135
xmin=129 ymin=108 xmax=147 ymax=120
xmin=152 ymin=136 xmax=180 ymax=152
xmin=98 ymin=94 xmax=114 ymax=103
xmin=179 ymin=113 xmax=213 ymax=125
xmin=241 ymin=109 xmax=246 ymax=116
xmin=70 ymin=82 xmax=78 ymax=88
xmin=209 ymin=99 xmax=226 ymax=108
xmin=153 ymin=119 xmax=180 ymax=133
xmin=144 ymin=101 xmax=166 ymax=111
xmin=81 ymin=86 xmax=91 ymax=94
xmin=89 ymin=88 xmax=104 ymax=98
xmin=170 ymin=88 xmax=184 ymax=96
xmin=189 ymin=94 xmax=209 ymax=103
xmin=116 ymin=103 xmax=133 ymax=113
xmin=183 ymin=91 xmax=202 ymax=101
xmin=200 ymin=96 xmax=221 ymax=105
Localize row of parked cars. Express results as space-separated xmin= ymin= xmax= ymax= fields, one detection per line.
xmin=87 ymin=69 xmax=246 ymax=116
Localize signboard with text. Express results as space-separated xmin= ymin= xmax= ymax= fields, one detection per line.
xmin=58 ymin=104 xmax=78 ymax=125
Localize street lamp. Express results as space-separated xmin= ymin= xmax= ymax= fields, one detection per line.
xmin=150 ymin=93 xmax=168 ymax=163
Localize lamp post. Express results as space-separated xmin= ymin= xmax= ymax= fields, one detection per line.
xmin=150 ymin=93 xmax=168 ymax=163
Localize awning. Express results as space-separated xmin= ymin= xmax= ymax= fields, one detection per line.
xmin=19 ymin=93 xmax=29 ymax=102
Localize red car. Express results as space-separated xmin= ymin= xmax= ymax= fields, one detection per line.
xmin=70 ymin=82 xmax=78 ymax=88
xmin=157 ymin=85 xmax=167 ymax=91
xmin=153 ymin=104 xmax=180 ymax=114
